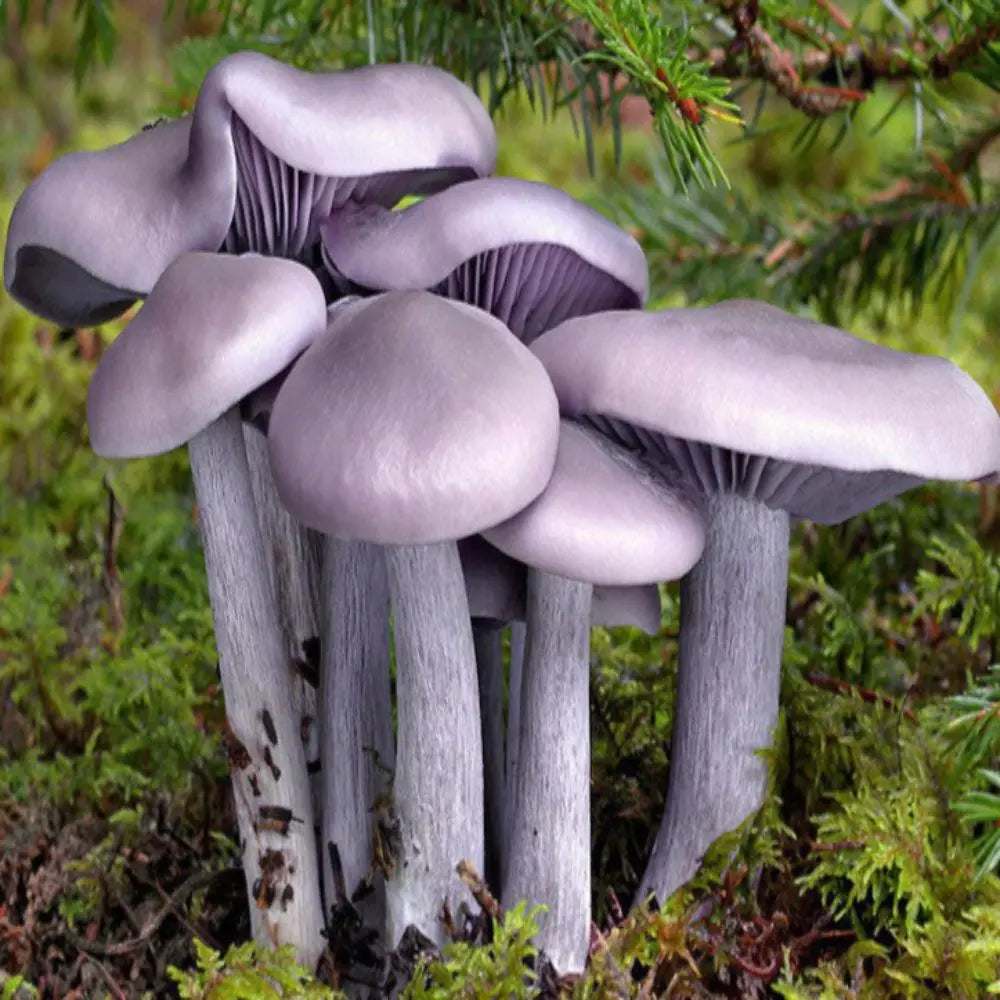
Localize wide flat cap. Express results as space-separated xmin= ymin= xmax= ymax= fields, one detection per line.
xmin=320 ymin=178 xmax=647 ymax=342
xmin=322 ymin=178 xmax=646 ymax=298
xmin=532 ymin=301 xmax=1000 ymax=523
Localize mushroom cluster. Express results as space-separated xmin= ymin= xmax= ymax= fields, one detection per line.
xmin=6 ymin=50 xmax=1000 ymax=988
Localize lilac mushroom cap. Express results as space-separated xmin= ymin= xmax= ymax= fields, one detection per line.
xmin=4 ymin=118 xmax=209 ymax=326
xmin=5 ymin=52 xmax=496 ymax=326
xmin=320 ymin=177 xmax=648 ymax=343
xmin=87 ymin=252 xmax=328 ymax=457
xmin=533 ymin=300 xmax=1000 ymax=519
xmin=484 ymin=419 xmax=704 ymax=584
xmin=267 ymin=290 xmax=561 ymax=543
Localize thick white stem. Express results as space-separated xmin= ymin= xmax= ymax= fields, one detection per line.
xmin=637 ymin=493 xmax=789 ymax=907
xmin=502 ymin=571 xmax=592 ymax=974
xmin=472 ymin=621 xmax=506 ymax=891
xmin=188 ymin=407 xmax=324 ymax=968
xmin=384 ymin=542 xmax=484 ymax=947
xmin=320 ymin=537 xmax=393 ymax=930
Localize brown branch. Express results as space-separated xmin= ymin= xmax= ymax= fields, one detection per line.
xmin=804 ymin=670 xmax=916 ymax=721
xmin=816 ymin=0 xmax=853 ymax=34
xmin=696 ymin=6 xmax=1000 ymax=116
xmin=65 ymin=870 xmax=218 ymax=958
xmin=930 ymin=20 xmax=1000 ymax=79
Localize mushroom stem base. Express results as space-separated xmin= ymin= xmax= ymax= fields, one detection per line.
xmin=502 ymin=570 xmax=592 ymax=974
xmin=320 ymin=538 xmax=393 ymax=934
xmin=637 ymin=494 xmax=788 ymax=907
xmin=385 ymin=542 xmax=484 ymax=947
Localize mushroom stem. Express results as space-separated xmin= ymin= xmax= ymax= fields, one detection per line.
xmin=503 ymin=570 xmax=592 ymax=974
xmin=472 ymin=621 xmax=506 ymax=891
xmin=384 ymin=542 xmax=484 ymax=947
xmin=188 ymin=407 xmax=324 ymax=967
xmin=637 ymin=493 xmax=788 ymax=906
xmin=243 ymin=424 xmax=323 ymax=659
xmin=320 ymin=537 xmax=393 ymax=929
xmin=243 ymin=425 xmax=323 ymax=797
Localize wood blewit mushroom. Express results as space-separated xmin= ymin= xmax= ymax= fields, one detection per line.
xmin=320 ymin=177 xmax=651 ymax=905
xmin=482 ymin=420 xmax=705 ymax=972
xmin=531 ymin=300 xmax=1000 ymax=908
xmin=5 ymin=51 xmax=497 ymax=324
xmin=267 ymin=291 xmax=560 ymax=950
xmin=86 ymin=252 xmax=329 ymax=966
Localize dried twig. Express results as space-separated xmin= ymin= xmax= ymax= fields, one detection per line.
xmin=805 ymin=670 xmax=916 ymax=721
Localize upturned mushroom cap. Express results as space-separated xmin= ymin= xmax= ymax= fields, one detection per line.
xmin=199 ymin=52 xmax=495 ymax=189
xmin=320 ymin=177 xmax=647 ymax=342
xmin=5 ymin=52 xmax=496 ymax=325
xmin=268 ymin=290 xmax=560 ymax=544
xmin=4 ymin=118 xmax=221 ymax=326
xmin=483 ymin=420 xmax=705 ymax=584
xmin=531 ymin=301 xmax=1000 ymax=523
xmin=459 ymin=535 xmax=663 ymax=633
xmin=87 ymin=253 xmax=327 ymax=457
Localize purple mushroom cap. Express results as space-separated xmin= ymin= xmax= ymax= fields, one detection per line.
xmin=320 ymin=177 xmax=647 ymax=343
xmin=532 ymin=300 xmax=1000 ymax=521
xmin=484 ymin=420 xmax=704 ymax=584
xmin=5 ymin=52 xmax=497 ymax=326
xmin=267 ymin=290 xmax=561 ymax=544
xmin=87 ymin=252 xmax=328 ymax=457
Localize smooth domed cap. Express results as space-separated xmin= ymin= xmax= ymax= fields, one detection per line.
xmin=4 ymin=118 xmax=233 ymax=326
xmin=460 ymin=535 xmax=662 ymax=634
xmin=321 ymin=178 xmax=646 ymax=298
xmin=268 ymin=291 xmax=560 ymax=544
xmin=483 ymin=420 xmax=705 ymax=585
xmin=87 ymin=253 xmax=327 ymax=457
xmin=532 ymin=301 xmax=1000 ymax=523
